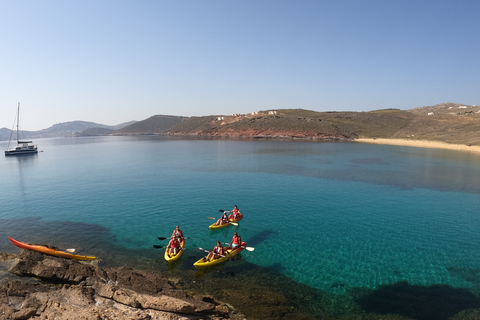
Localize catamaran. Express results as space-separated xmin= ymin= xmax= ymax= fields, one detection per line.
xmin=4 ymin=103 xmax=38 ymax=156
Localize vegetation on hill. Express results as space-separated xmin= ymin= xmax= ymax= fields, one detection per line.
xmin=113 ymin=115 xmax=186 ymax=135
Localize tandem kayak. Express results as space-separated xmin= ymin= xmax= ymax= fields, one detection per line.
xmin=208 ymin=221 xmax=234 ymax=230
xmin=8 ymin=237 xmax=96 ymax=261
xmin=164 ymin=239 xmax=185 ymax=262
xmin=208 ymin=214 xmax=242 ymax=229
xmin=193 ymin=242 xmax=246 ymax=269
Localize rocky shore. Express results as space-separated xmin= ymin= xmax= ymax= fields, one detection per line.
xmin=3 ymin=249 xmax=480 ymax=320
xmin=0 ymin=250 xmax=245 ymax=320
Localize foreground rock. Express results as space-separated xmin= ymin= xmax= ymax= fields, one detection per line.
xmin=0 ymin=250 xmax=244 ymax=320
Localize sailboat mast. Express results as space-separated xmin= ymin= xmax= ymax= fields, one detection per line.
xmin=16 ymin=103 xmax=20 ymax=143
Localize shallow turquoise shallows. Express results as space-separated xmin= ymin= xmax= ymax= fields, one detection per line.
xmin=2 ymin=136 xmax=480 ymax=294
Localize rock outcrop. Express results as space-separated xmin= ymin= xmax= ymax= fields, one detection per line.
xmin=0 ymin=250 xmax=243 ymax=320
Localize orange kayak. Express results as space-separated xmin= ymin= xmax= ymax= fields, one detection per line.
xmin=8 ymin=236 xmax=96 ymax=261
xmin=229 ymin=213 xmax=243 ymax=222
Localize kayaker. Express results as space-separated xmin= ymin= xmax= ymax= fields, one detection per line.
xmin=215 ymin=212 xmax=229 ymax=226
xmin=228 ymin=205 xmax=241 ymax=220
xmin=205 ymin=241 xmax=225 ymax=261
xmin=226 ymin=232 xmax=241 ymax=250
xmin=167 ymin=237 xmax=181 ymax=257
xmin=171 ymin=225 xmax=184 ymax=241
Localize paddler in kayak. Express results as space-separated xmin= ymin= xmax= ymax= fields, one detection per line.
xmin=205 ymin=241 xmax=225 ymax=262
xmin=167 ymin=237 xmax=181 ymax=257
xmin=171 ymin=225 xmax=184 ymax=242
xmin=227 ymin=205 xmax=241 ymax=220
xmin=215 ymin=211 xmax=229 ymax=226
xmin=225 ymin=232 xmax=242 ymax=250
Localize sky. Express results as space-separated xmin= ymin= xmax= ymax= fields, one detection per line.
xmin=1 ymin=0 xmax=479 ymax=130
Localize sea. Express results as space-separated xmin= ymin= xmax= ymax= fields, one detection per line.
xmin=1 ymin=135 xmax=480 ymax=320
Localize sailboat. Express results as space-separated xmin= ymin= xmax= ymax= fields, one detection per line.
xmin=4 ymin=103 xmax=38 ymax=156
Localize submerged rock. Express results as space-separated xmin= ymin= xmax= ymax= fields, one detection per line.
xmin=1 ymin=250 xmax=242 ymax=320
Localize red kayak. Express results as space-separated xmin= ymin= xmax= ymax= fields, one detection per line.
xmin=229 ymin=213 xmax=243 ymax=222
xmin=8 ymin=237 xmax=96 ymax=261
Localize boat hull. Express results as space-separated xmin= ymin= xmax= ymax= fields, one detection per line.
xmin=5 ymin=149 xmax=38 ymax=155
xmin=8 ymin=237 xmax=96 ymax=261
xmin=193 ymin=242 xmax=246 ymax=269
xmin=164 ymin=239 xmax=185 ymax=262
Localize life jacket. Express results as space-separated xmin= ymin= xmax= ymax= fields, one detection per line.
xmin=214 ymin=245 xmax=223 ymax=254
xmin=170 ymin=239 xmax=180 ymax=248
xmin=232 ymin=235 xmax=241 ymax=245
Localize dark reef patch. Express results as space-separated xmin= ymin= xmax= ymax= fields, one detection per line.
xmin=246 ymin=229 xmax=275 ymax=246
xmin=357 ymin=281 xmax=480 ymax=320
xmin=447 ymin=266 xmax=480 ymax=284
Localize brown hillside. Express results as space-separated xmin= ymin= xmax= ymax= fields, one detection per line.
xmin=115 ymin=103 xmax=480 ymax=146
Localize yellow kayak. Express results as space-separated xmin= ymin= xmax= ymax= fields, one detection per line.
xmin=164 ymin=239 xmax=185 ymax=262
xmin=193 ymin=242 xmax=246 ymax=269
xmin=208 ymin=213 xmax=243 ymax=229
xmin=208 ymin=221 xmax=234 ymax=230
xmin=8 ymin=236 xmax=96 ymax=261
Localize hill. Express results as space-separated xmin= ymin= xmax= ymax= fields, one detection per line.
xmin=160 ymin=103 xmax=480 ymax=145
xmin=113 ymin=115 xmax=186 ymax=135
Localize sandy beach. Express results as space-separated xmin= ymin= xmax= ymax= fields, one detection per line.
xmin=355 ymin=138 xmax=480 ymax=154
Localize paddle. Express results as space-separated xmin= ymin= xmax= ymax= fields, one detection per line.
xmin=207 ymin=217 xmax=238 ymax=226
xmin=222 ymin=243 xmax=255 ymax=251
xmin=157 ymin=237 xmax=193 ymax=241
xmin=66 ymin=248 xmax=76 ymax=253
xmin=198 ymin=247 xmax=226 ymax=258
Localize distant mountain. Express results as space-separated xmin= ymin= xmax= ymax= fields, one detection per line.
xmin=0 ymin=120 xmax=137 ymax=141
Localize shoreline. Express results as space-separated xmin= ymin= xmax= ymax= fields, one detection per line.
xmin=354 ymin=138 xmax=480 ymax=154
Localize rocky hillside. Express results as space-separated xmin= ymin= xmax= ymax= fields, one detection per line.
xmin=152 ymin=103 xmax=480 ymax=145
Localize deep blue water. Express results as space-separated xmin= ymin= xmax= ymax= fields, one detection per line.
xmin=2 ymin=136 xmax=480 ymax=312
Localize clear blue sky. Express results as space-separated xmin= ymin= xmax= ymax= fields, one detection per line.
xmin=1 ymin=0 xmax=479 ymax=130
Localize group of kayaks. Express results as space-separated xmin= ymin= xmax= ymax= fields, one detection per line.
xmin=7 ymin=210 xmax=249 ymax=269
xmin=161 ymin=210 xmax=248 ymax=269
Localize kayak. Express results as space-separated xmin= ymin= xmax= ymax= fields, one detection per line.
xmin=229 ymin=213 xmax=243 ymax=223
xmin=193 ymin=242 xmax=246 ymax=269
xmin=8 ymin=236 xmax=96 ymax=261
xmin=208 ymin=221 xmax=233 ymax=230
xmin=164 ymin=239 xmax=185 ymax=262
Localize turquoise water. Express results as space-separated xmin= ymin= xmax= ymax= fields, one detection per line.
xmin=2 ymin=136 xmax=480 ymax=302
